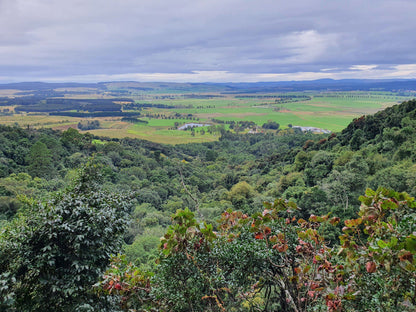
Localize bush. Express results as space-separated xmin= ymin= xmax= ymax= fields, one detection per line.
xmin=0 ymin=162 xmax=132 ymax=311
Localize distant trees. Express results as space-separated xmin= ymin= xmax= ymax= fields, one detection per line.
xmin=27 ymin=141 xmax=54 ymax=178
xmin=227 ymin=181 xmax=256 ymax=211
xmin=262 ymin=120 xmax=280 ymax=130
xmin=205 ymin=149 xmax=217 ymax=161
xmin=77 ymin=120 xmax=100 ymax=131
xmin=121 ymin=117 xmax=148 ymax=124
xmin=349 ymin=129 xmax=365 ymax=150
xmin=304 ymin=151 xmax=335 ymax=186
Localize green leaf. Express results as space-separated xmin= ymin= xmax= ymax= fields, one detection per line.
xmin=405 ymin=237 xmax=416 ymax=251
xmin=365 ymin=188 xmax=376 ymax=197
xmin=381 ymin=200 xmax=398 ymax=210
xmin=377 ymin=240 xmax=388 ymax=249
xmin=388 ymin=237 xmax=398 ymax=248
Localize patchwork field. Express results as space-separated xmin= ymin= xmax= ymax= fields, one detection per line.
xmin=0 ymin=86 xmax=414 ymax=144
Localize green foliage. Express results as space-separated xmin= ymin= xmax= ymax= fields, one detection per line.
xmin=104 ymin=200 xmax=344 ymax=311
xmin=159 ymin=208 xmax=216 ymax=257
xmin=78 ymin=120 xmax=101 ymax=131
xmin=0 ymin=162 xmax=131 ymax=311
xmin=339 ymin=187 xmax=416 ymax=311
xmin=205 ymin=149 xmax=218 ymax=161
xmin=0 ymin=173 xmax=46 ymax=220
xmin=276 ymin=171 xmax=305 ymax=194
xmin=227 ymin=181 xmax=256 ymax=211
xmin=153 ymin=208 xmax=217 ymax=311
xmin=27 ymin=141 xmax=54 ymax=178
xmin=262 ymin=120 xmax=280 ymax=130
xmin=349 ymin=129 xmax=365 ymax=150
xmin=95 ymin=255 xmax=153 ymax=311
xmin=2 ymin=98 xmax=416 ymax=310
xmin=124 ymin=235 xmax=160 ymax=266
xmin=100 ymin=187 xmax=416 ymax=312
xmin=304 ymin=151 xmax=334 ymax=186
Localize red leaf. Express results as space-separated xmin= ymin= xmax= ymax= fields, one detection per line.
xmin=330 ymin=217 xmax=340 ymax=225
xmin=309 ymin=214 xmax=318 ymax=222
xmin=297 ymin=218 xmax=307 ymax=224
xmin=366 ymin=261 xmax=376 ymax=273
xmin=264 ymin=227 xmax=272 ymax=235
xmin=273 ymin=244 xmax=288 ymax=252
xmin=255 ymin=233 xmax=264 ymax=240
xmin=344 ymin=218 xmax=362 ymax=228
xmin=310 ymin=282 xmax=320 ymax=290
xmin=399 ymin=251 xmax=413 ymax=262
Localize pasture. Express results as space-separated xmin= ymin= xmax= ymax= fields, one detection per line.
xmin=0 ymin=89 xmax=414 ymax=144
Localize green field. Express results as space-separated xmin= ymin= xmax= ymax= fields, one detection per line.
xmin=135 ymin=91 xmax=412 ymax=133
xmin=0 ymin=88 xmax=414 ymax=144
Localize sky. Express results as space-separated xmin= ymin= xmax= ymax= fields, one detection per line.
xmin=1 ymin=0 xmax=416 ymax=83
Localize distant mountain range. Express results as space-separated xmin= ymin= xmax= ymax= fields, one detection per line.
xmin=1 ymin=79 xmax=416 ymax=93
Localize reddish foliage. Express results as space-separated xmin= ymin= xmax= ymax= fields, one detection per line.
xmin=365 ymin=261 xmax=377 ymax=273
xmin=255 ymin=233 xmax=264 ymax=240
xmin=399 ymin=251 xmax=413 ymax=262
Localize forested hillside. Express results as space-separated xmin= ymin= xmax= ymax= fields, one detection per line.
xmin=1 ymin=100 xmax=416 ymax=311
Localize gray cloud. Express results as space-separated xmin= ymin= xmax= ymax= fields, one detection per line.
xmin=1 ymin=0 xmax=416 ymax=82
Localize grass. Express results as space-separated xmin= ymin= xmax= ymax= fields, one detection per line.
xmin=0 ymin=114 xmax=80 ymax=127
xmin=0 ymin=91 xmax=414 ymax=144
xmin=126 ymin=123 xmax=218 ymax=144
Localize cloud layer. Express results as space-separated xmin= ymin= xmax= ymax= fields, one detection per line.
xmin=1 ymin=0 xmax=416 ymax=82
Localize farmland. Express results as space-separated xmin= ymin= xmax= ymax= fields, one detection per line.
xmin=0 ymin=81 xmax=415 ymax=144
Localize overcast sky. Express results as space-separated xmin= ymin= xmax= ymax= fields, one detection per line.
xmin=1 ymin=0 xmax=416 ymax=83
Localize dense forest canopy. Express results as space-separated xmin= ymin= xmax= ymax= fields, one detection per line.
xmin=1 ymin=99 xmax=416 ymax=310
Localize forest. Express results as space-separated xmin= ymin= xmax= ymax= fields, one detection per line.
xmin=1 ymin=99 xmax=416 ymax=311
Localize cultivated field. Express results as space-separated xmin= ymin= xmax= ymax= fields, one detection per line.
xmin=0 ymin=86 xmax=414 ymax=144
